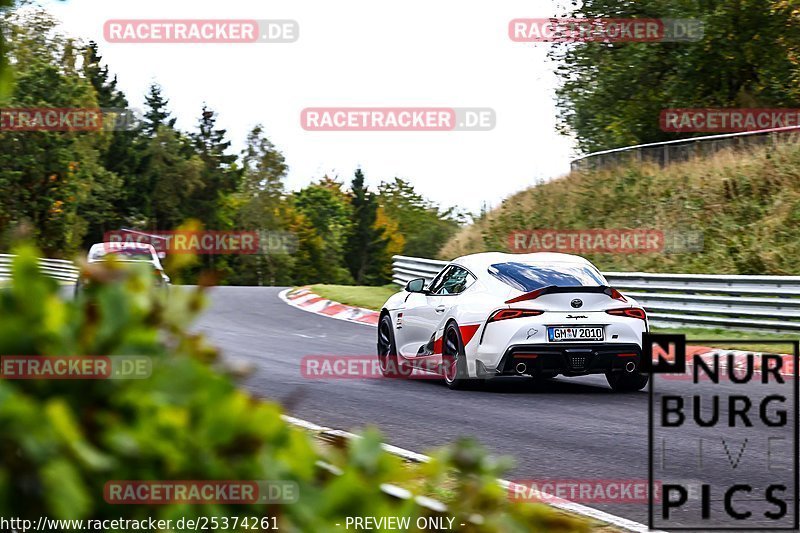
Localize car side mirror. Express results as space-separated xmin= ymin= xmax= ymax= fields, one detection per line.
xmin=405 ymin=278 xmax=426 ymax=293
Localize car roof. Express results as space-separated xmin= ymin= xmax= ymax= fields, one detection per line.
xmin=88 ymin=242 xmax=158 ymax=262
xmin=450 ymin=252 xmax=594 ymax=274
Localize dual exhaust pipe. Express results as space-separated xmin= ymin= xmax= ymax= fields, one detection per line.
xmin=515 ymin=361 xmax=635 ymax=374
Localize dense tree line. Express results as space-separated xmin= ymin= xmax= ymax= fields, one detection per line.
xmin=0 ymin=10 xmax=463 ymax=285
xmin=553 ymin=0 xmax=800 ymax=153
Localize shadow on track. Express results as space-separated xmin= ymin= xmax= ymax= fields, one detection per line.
xmin=375 ymin=372 xmax=646 ymax=396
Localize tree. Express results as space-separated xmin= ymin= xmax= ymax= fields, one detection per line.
xmin=553 ymin=0 xmax=800 ymax=152
xmin=343 ymin=169 xmax=391 ymax=285
xmin=283 ymin=207 xmax=332 ymax=284
xmin=293 ymin=176 xmax=354 ymax=284
xmin=374 ymin=206 xmax=405 ymax=281
xmin=79 ymin=41 xmax=141 ymax=244
xmin=142 ymin=83 xmax=176 ymax=136
xmin=0 ymin=0 xmax=16 ymax=101
xmin=143 ymin=126 xmax=204 ymax=229
xmin=240 ymin=124 xmax=287 ymax=200
xmin=377 ymin=178 xmax=464 ymax=258
xmin=227 ymin=125 xmax=293 ymax=286
xmin=190 ymin=105 xmax=241 ymax=229
xmin=0 ymin=10 xmax=115 ymax=255
xmin=83 ymin=41 xmax=126 ymax=108
xmin=0 ymin=5 xmax=463 ymax=287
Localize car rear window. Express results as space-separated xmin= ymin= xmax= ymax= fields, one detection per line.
xmin=90 ymin=249 xmax=153 ymax=262
xmin=488 ymin=262 xmax=607 ymax=292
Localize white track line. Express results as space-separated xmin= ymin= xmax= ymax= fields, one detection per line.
xmin=281 ymin=416 xmax=660 ymax=532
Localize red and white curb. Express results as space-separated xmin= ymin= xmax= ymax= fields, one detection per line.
xmin=279 ymin=286 xmax=380 ymax=326
xmin=671 ymin=346 xmax=794 ymax=378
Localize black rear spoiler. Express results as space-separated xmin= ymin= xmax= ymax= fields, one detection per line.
xmin=505 ymin=285 xmax=627 ymax=304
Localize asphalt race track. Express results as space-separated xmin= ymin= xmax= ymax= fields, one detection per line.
xmin=195 ymin=286 xmax=798 ymax=531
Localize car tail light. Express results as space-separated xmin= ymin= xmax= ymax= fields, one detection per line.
xmin=606 ymin=307 xmax=647 ymax=320
xmin=487 ymin=309 xmax=544 ymax=323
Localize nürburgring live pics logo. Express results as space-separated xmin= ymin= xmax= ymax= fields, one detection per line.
xmin=644 ymin=333 xmax=799 ymax=530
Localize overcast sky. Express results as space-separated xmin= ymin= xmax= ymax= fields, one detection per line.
xmin=42 ymin=0 xmax=576 ymax=214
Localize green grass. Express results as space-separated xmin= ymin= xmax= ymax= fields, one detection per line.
xmin=309 ymin=283 xmax=401 ymax=311
xmin=651 ymin=326 xmax=799 ymax=354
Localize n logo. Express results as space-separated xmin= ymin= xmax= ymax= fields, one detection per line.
xmin=641 ymin=333 xmax=686 ymax=374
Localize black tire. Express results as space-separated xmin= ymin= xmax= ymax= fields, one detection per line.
xmin=377 ymin=314 xmax=411 ymax=378
xmin=442 ymin=322 xmax=468 ymax=390
xmin=605 ymin=370 xmax=649 ymax=392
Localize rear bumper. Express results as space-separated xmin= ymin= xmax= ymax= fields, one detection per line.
xmin=477 ymin=343 xmax=643 ymax=378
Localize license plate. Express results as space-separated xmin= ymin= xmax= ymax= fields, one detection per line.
xmin=548 ymin=326 xmax=604 ymax=342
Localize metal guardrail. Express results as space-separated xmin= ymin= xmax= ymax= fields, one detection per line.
xmin=0 ymin=254 xmax=79 ymax=283
xmin=570 ymin=125 xmax=800 ymax=172
xmin=392 ymin=255 xmax=800 ymax=332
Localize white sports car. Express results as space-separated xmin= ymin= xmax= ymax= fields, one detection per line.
xmin=75 ymin=242 xmax=171 ymax=295
xmin=378 ymin=252 xmax=649 ymax=391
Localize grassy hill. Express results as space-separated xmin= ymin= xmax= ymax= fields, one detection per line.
xmin=440 ymin=141 xmax=800 ymax=274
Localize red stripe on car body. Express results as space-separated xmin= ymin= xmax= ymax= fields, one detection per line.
xmin=459 ymin=324 xmax=481 ymax=345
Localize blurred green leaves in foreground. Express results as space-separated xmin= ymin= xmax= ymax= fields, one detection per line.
xmin=0 ymin=0 xmax=17 ymax=102
xmin=0 ymin=246 xmax=588 ymax=532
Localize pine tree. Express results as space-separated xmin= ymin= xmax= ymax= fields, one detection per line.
xmin=83 ymin=41 xmax=126 ymax=108
xmin=343 ymin=169 xmax=391 ymax=285
xmin=143 ymin=83 xmax=176 ymax=136
xmin=189 ymin=105 xmax=241 ymax=228
xmin=78 ymin=41 xmax=147 ymax=243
